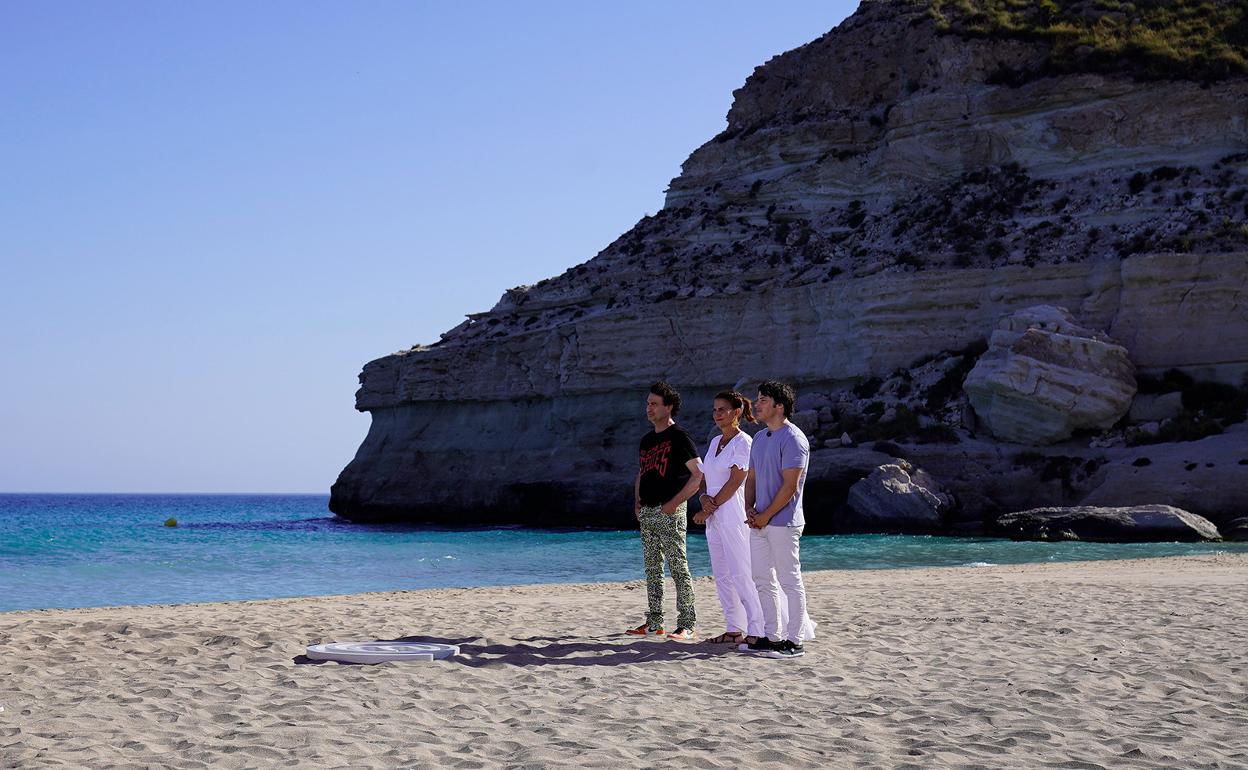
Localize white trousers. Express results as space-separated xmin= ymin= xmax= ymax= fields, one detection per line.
xmin=750 ymin=524 xmax=817 ymax=643
xmin=705 ymin=510 xmax=764 ymax=637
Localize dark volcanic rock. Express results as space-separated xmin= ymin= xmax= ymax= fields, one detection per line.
xmin=993 ymin=505 xmax=1221 ymax=543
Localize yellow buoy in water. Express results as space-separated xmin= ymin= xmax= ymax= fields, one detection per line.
xmin=164 ymin=518 xmax=177 ymax=527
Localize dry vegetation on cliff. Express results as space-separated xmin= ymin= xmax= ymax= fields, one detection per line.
xmin=931 ymin=0 xmax=1248 ymax=81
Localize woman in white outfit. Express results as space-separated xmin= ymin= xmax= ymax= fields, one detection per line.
xmin=694 ymin=390 xmax=765 ymax=645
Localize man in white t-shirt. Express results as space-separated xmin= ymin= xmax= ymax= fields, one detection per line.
xmin=743 ymin=379 xmax=816 ymax=659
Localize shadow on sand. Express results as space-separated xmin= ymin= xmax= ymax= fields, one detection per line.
xmin=294 ymin=634 xmax=741 ymax=667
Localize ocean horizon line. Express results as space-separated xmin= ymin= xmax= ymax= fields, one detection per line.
xmin=0 ymin=490 xmax=331 ymax=497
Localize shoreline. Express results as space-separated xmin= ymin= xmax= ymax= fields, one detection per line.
xmin=4 ymin=553 xmax=1246 ymax=767
xmin=4 ymin=550 xmax=1245 ymax=617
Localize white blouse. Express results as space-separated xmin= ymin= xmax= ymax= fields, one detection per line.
xmin=701 ymin=431 xmax=752 ymax=497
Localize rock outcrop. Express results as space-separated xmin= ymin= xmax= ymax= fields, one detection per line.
xmin=331 ymin=0 xmax=1248 ymax=526
xmin=1076 ymin=424 xmax=1248 ymax=531
xmin=993 ymin=505 xmax=1221 ymax=542
xmin=844 ymin=462 xmax=954 ymax=533
xmin=963 ymin=306 xmax=1137 ymax=444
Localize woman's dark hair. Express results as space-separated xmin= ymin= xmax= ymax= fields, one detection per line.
xmin=757 ymin=380 xmax=796 ymax=416
xmin=714 ymin=390 xmax=756 ymax=424
xmin=649 ymin=380 xmax=682 ymax=417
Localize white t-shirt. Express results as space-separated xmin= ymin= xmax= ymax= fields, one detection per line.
xmin=701 ymin=431 xmax=752 ymax=499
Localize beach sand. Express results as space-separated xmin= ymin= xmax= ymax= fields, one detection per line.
xmin=2 ymin=554 xmax=1246 ymax=769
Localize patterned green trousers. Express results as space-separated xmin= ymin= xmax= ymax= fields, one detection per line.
xmin=638 ymin=503 xmax=696 ymax=630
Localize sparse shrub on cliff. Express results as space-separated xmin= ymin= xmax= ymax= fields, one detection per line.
xmin=872 ymin=440 xmax=907 ymax=458
xmin=986 ymin=62 xmax=1030 ymax=86
xmin=1151 ymin=166 xmax=1183 ymax=182
xmin=896 ymin=250 xmax=924 ymax=269
xmin=931 ymin=0 xmax=1248 ymax=82
xmin=923 ymin=339 xmax=987 ymax=410
xmin=1183 ymin=380 xmax=1248 ymax=423
xmin=1128 ymin=412 xmax=1224 ymax=445
xmin=1116 ymin=233 xmax=1151 ymax=257
xmin=914 ymin=423 xmax=960 ymax=444
xmin=1010 ymin=452 xmax=1103 ymax=492
xmin=1129 ymin=369 xmax=1248 ymax=444
xmin=1136 ymin=368 xmax=1194 ymax=394
xmin=854 ymin=377 xmax=884 ymax=399
xmin=1012 ymin=450 xmax=1046 ymax=467
xmin=860 ymin=406 xmax=960 ymax=444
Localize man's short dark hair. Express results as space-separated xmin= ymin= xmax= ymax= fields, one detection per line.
xmin=757 ymin=380 xmax=796 ymax=417
xmin=649 ymin=381 xmax=682 ymax=417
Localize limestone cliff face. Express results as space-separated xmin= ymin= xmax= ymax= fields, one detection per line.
xmin=331 ymin=0 xmax=1248 ymax=526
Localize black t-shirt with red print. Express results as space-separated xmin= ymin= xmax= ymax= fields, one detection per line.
xmin=638 ymin=424 xmax=699 ymax=506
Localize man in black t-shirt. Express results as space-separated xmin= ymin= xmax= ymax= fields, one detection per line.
xmin=625 ymin=381 xmax=702 ymax=640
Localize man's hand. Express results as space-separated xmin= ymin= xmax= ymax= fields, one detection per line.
xmin=661 ymin=501 xmax=678 ymax=515
xmin=699 ymin=494 xmax=719 ymax=516
xmin=692 ymin=510 xmax=709 ymax=525
xmin=747 ymin=507 xmax=773 ymax=529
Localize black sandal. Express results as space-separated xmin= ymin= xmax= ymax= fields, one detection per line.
xmin=707 ymin=631 xmax=745 ymax=644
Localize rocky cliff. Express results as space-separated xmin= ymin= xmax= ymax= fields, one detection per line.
xmin=331 ymin=0 xmax=1248 ymax=529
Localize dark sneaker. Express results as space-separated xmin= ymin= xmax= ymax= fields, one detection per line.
xmin=739 ymin=636 xmax=774 ymax=653
xmin=766 ymin=640 xmax=806 ymax=659
xmin=625 ymin=623 xmax=665 ymax=636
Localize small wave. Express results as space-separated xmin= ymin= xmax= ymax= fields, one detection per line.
xmin=175 ymin=518 xmax=335 ymax=533
xmin=964 ymin=561 xmax=994 ymax=567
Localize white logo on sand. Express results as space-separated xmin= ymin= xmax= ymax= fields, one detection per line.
xmin=305 ymin=641 xmax=459 ymax=664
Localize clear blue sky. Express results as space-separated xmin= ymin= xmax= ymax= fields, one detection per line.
xmin=1 ymin=1 xmax=857 ymax=493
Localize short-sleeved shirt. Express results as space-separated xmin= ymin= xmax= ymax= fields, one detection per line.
xmin=701 ymin=431 xmax=752 ymax=498
xmin=638 ymin=424 xmax=699 ymax=506
xmin=749 ymin=421 xmax=810 ymax=527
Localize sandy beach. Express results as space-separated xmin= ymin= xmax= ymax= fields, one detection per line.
xmin=3 ymin=554 xmax=1247 ymax=769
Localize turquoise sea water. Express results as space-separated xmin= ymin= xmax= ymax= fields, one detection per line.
xmin=2 ymin=494 xmax=1243 ymax=613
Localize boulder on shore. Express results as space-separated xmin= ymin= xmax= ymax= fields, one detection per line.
xmin=964 ymin=306 xmax=1136 ymax=445
xmin=993 ymin=504 xmax=1220 ymax=542
xmin=844 ymin=462 xmax=953 ymax=533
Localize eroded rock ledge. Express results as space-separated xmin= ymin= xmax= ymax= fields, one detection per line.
xmin=331 ymin=0 xmax=1248 ymax=529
